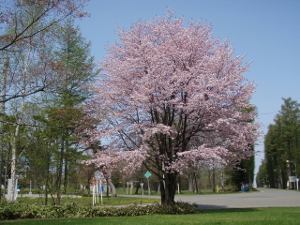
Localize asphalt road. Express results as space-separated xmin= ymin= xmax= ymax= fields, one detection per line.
xmin=174 ymin=188 xmax=300 ymax=209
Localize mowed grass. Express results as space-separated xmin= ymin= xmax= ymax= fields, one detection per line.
xmin=16 ymin=195 xmax=160 ymax=206
xmin=1 ymin=207 xmax=299 ymax=225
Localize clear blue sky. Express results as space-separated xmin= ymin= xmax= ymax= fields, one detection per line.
xmin=76 ymin=0 xmax=300 ymax=178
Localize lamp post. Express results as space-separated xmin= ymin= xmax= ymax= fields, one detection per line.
xmin=286 ymin=160 xmax=298 ymax=190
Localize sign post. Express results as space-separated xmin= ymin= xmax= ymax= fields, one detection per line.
xmin=144 ymin=171 xmax=151 ymax=200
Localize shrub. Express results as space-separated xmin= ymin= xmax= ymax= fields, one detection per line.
xmin=0 ymin=201 xmax=199 ymax=221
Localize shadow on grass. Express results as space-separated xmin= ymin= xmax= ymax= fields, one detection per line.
xmin=199 ymin=207 xmax=260 ymax=214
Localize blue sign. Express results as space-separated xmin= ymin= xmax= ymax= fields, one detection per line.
xmin=144 ymin=171 xmax=151 ymax=179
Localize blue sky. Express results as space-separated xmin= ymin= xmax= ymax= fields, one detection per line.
xmin=76 ymin=0 xmax=300 ymax=177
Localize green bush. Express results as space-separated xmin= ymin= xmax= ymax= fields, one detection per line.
xmin=154 ymin=202 xmax=199 ymax=214
xmin=0 ymin=201 xmax=199 ymax=221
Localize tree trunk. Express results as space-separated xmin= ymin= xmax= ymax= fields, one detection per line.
xmin=177 ymin=175 xmax=182 ymax=194
xmin=212 ymin=167 xmax=216 ymax=192
xmin=9 ymin=88 xmax=23 ymax=202
xmin=280 ymin=167 xmax=287 ymax=189
xmin=106 ymin=178 xmax=109 ymax=197
xmin=45 ymin=179 xmax=49 ymax=206
xmin=188 ymin=178 xmax=193 ymax=192
xmin=135 ymin=179 xmax=140 ymax=194
xmin=107 ymin=177 xmax=117 ymax=197
xmin=9 ymin=137 xmax=17 ymax=202
xmin=9 ymin=97 xmax=23 ymax=202
xmin=193 ymin=172 xmax=199 ymax=193
xmin=160 ymin=173 xmax=177 ymax=206
xmin=64 ymin=158 xmax=68 ymax=194
xmin=55 ymin=138 xmax=65 ymax=205
xmin=9 ymin=44 xmax=32 ymax=202
xmin=45 ymin=155 xmax=51 ymax=206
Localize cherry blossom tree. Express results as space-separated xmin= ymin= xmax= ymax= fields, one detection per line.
xmin=85 ymin=11 xmax=261 ymax=206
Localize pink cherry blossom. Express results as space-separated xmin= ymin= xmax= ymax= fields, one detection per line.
xmin=84 ymin=10 xmax=261 ymax=205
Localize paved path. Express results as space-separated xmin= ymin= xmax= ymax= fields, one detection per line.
xmin=175 ymin=188 xmax=300 ymax=209
xmin=120 ymin=188 xmax=300 ymax=209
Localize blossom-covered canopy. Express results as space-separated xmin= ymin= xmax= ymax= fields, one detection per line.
xmin=86 ymin=11 xmax=260 ymax=179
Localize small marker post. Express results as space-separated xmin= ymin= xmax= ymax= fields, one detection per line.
xmin=144 ymin=171 xmax=151 ymax=200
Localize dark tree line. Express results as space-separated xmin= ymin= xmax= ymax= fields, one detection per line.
xmin=257 ymin=98 xmax=300 ymax=189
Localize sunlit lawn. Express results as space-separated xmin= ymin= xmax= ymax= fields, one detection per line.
xmin=16 ymin=195 xmax=160 ymax=206
xmin=1 ymin=207 xmax=299 ymax=225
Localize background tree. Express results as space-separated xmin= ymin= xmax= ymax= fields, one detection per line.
xmin=0 ymin=0 xmax=91 ymax=202
xmin=85 ymin=11 xmax=260 ymax=206
xmin=263 ymin=98 xmax=300 ymax=189
xmin=264 ymin=123 xmax=284 ymax=188
xmin=0 ymin=0 xmax=90 ymax=103
xmin=48 ymin=19 xmax=98 ymax=204
xmin=24 ymin=116 xmax=54 ymax=205
xmin=226 ymin=108 xmax=256 ymax=191
xmin=4 ymin=35 xmax=39 ymax=201
xmin=226 ymin=156 xmax=254 ymax=191
xmin=0 ymin=57 xmax=9 ymax=201
xmin=256 ymin=159 xmax=268 ymax=187
xmin=0 ymin=18 xmax=98 ymax=204
xmin=26 ymin=19 xmax=98 ymax=205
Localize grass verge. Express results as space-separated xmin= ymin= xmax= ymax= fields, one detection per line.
xmin=1 ymin=207 xmax=299 ymax=225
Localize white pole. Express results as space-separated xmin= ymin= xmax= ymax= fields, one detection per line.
xmin=148 ymin=178 xmax=150 ymax=200
xmin=96 ymin=181 xmax=99 ymax=204
xmin=95 ymin=182 xmax=97 ymax=205
xmin=295 ymin=162 xmax=298 ymax=190
xmin=92 ymin=184 xmax=95 ymax=206
xmin=100 ymin=179 xmax=103 ymax=205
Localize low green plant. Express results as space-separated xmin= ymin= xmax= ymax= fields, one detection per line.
xmin=0 ymin=201 xmax=199 ymax=221
xmin=1 ymin=207 xmax=300 ymax=225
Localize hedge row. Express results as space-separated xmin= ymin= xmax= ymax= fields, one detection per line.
xmin=0 ymin=202 xmax=200 ymax=220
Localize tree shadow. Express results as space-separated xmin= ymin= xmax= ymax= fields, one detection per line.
xmin=196 ymin=205 xmax=260 ymax=213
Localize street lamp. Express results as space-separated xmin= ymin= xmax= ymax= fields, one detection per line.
xmin=286 ymin=160 xmax=298 ymax=190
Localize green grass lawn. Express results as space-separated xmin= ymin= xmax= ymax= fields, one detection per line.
xmin=1 ymin=207 xmax=299 ymax=225
xmin=16 ymin=196 xmax=160 ymax=206
xmin=115 ymin=187 xmax=239 ymax=196
xmin=15 ymin=188 xmax=237 ymax=206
